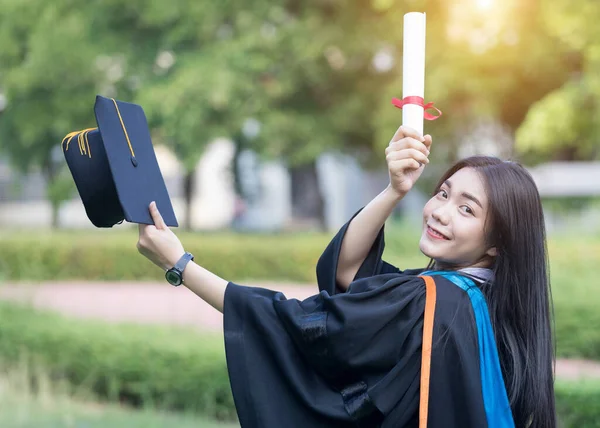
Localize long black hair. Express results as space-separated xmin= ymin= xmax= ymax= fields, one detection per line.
xmin=430 ymin=156 xmax=556 ymax=427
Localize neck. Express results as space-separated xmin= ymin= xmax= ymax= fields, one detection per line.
xmin=433 ymin=256 xmax=494 ymax=271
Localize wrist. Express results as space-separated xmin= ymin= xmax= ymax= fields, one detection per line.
xmin=165 ymin=251 xmax=194 ymax=286
xmin=384 ymin=184 xmax=406 ymax=203
xmin=167 ymin=250 xmax=186 ymax=270
xmin=181 ymin=259 xmax=196 ymax=283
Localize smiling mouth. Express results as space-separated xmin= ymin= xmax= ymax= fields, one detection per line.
xmin=426 ymin=225 xmax=450 ymax=240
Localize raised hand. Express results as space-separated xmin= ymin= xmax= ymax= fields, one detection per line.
xmin=385 ymin=125 xmax=433 ymax=198
xmin=137 ymin=201 xmax=185 ymax=271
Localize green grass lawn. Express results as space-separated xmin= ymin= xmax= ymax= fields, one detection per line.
xmin=0 ymin=402 xmax=239 ymax=428
xmin=0 ymin=368 xmax=239 ymax=428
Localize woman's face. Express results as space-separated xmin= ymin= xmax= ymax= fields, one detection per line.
xmin=419 ymin=167 xmax=496 ymax=268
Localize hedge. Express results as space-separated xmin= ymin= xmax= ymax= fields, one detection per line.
xmin=0 ymin=223 xmax=431 ymax=283
xmin=0 ymin=228 xmax=333 ymax=283
xmin=2 ymin=225 xmax=595 ymax=283
xmin=0 ymin=302 xmax=600 ymax=426
xmin=0 ymin=302 xmax=235 ymax=421
xmin=556 ymin=381 xmax=600 ymax=428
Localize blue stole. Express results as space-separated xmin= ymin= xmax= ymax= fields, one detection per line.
xmin=421 ymin=270 xmax=515 ymax=427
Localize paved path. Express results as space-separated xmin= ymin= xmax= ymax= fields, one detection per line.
xmin=1 ymin=281 xmax=599 ymax=381
xmin=0 ymin=281 xmax=316 ymax=331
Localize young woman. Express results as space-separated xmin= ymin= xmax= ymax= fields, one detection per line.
xmin=137 ymin=126 xmax=556 ymax=428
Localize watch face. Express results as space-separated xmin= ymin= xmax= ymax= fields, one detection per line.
xmin=165 ymin=270 xmax=182 ymax=286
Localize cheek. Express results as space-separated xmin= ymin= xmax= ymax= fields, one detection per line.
xmin=455 ymin=221 xmax=486 ymax=248
xmin=422 ymin=199 xmax=435 ymax=219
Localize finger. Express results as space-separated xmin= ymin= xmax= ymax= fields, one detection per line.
xmin=389 ymin=158 xmax=422 ymax=172
xmin=390 ymin=125 xmax=425 ymax=144
xmin=385 ymin=138 xmax=429 ymax=157
xmin=386 ymin=148 xmax=430 ymax=165
xmin=423 ymin=134 xmax=433 ymax=151
xmin=149 ymin=201 xmax=167 ymax=230
xmin=389 ymin=125 xmax=406 ymax=144
xmin=399 ymin=126 xmax=425 ymax=142
xmin=386 ymin=138 xmax=430 ymax=156
xmin=390 ymin=125 xmax=424 ymax=143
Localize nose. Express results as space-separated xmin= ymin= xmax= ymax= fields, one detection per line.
xmin=431 ymin=204 xmax=450 ymax=225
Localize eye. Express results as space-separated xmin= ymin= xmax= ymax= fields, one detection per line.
xmin=460 ymin=205 xmax=474 ymax=215
xmin=437 ymin=189 xmax=448 ymax=199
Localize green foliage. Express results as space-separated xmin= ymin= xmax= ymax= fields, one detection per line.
xmin=542 ymin=196 xmax=600 ymax=214
xmin=541 ymin=0 xmax=600 ymax=54
xmin=0 ymin=0 xmax=125 ymax=228
xmin=0 ymin=0 xmax=107 ymax=173
xmin=46 ymin=166 xmax=77 ymax=211
xmin=0 ymin=363 xmax=238 ymax=428
xmin=556 ymin=381 xmax=600 ymax=428
xmin=515 ymin=79 xmax=600 ymax=164
xmin=0 ymin=0 xmax=593 ymax=226
xmin=1 ymin=0 xmax=577 ymax=173
xmin=0 ymin=302 xmax=235 ymax=420
xmin=0 ymin=228 xmax=330 ymax=283
xmin=547 ymin=238 xmax=600 ymax=360
xmin=88 ymin=0 xmax=411 ymax=169
xmin=514 ymin=0 xmax=600 ymax=163
xmin=137 ymin=51 xmax=247 ymax=172
xmin=375 ymin=0 xmax=574 ymax=165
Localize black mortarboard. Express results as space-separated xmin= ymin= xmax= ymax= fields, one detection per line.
xmin=62 ymin=95 xmax=178 ymax=228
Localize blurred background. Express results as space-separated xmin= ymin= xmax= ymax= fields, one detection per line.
xmin=0 ymin=0 xmax=599 ymax=427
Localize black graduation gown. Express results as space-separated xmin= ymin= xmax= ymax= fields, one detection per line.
xmin=223 ymin=219 xmax=489 ymax=427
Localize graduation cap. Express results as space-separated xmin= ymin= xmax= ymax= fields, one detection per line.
xmin=62 ymin=95 xmax=178 ymax=228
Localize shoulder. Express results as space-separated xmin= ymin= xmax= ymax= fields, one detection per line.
xmin=432 ymin=274 xmax=475 ymax=302
xmin=422 ymin=274 xmax=478 ymax=329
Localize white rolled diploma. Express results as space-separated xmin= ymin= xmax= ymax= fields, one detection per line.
xmin=402 ymin=12 xmax=427 ymax=136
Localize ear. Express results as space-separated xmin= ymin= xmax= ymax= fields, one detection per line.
xmin=486 ymin=247 xmax=498 ymax=257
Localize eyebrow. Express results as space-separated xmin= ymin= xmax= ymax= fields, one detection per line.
xmin=443 ymin=179 xmax=483 ymax=209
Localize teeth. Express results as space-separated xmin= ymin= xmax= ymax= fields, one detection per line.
xmin=429 ymin=227 xmax=446 ymax=239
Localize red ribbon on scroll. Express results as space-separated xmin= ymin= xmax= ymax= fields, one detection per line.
xmin=392 ymin=96 xmax=442 ymax=121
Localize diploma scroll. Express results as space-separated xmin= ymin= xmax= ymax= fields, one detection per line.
xmin=402 ymin=12 xmax=427 ymax=136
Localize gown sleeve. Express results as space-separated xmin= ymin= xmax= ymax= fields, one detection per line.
xmin=222 ymin=210 xmax=490 ymax=428
xmin=223 ymin=276 xmax=427 ymax=427
xmin=315 ymin=209 xmax=424 ymax=295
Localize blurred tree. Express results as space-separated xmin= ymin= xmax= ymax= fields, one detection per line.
xmin=235 ymin=1 xmax=418 ymax=228
xmin=0 ymin=0 xmax=108 ymax=227
xmin=89 ymin=0 xmax=273 ymax=229
xmin=516 ymin=79 xmax=600 ymax=163
xmin=515 ymin=0 xmax=600 ymax=164
xmin=0 ymin=0 xmax=588 ymax=231
xmin=91 ymin=0 xmax=404 ymax=229
xmin=376 ymin=0 xmax=576 ymax=179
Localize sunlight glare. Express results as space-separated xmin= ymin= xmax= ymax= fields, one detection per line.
xmin=476 ymin=0 xmax=494 ymax=10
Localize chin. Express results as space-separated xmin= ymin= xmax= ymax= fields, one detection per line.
xmin=418 ymin=236 xmax=436 ymax=259
xmin=419 ymin=236 xmax=457 ymax=265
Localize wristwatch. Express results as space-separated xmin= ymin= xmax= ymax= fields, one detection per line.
xmin=165 ymin=252 xmax=194 ymax=286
